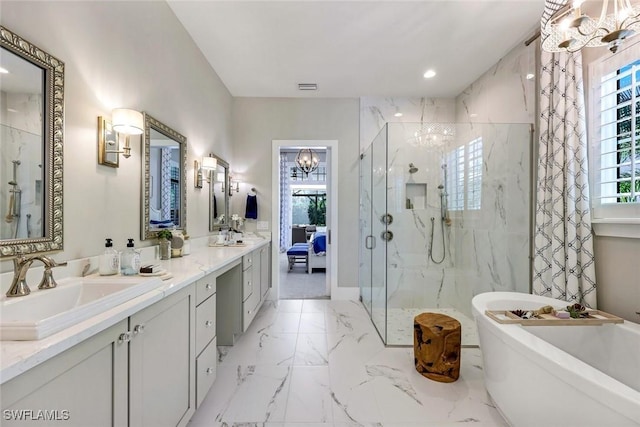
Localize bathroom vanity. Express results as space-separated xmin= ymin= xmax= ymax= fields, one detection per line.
xmin=0 ymin=239 xmax=271 ymax=427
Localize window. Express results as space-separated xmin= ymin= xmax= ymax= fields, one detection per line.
xmin=291 ymin=190 xmax=326 ymax=225
xmin=589 ymin=41 xmax=640 ymax=222
xmin=445 ymin=137 xmax=483 ymax=211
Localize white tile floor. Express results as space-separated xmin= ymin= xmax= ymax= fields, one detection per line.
xmin=189 ymin=299 xmax=509 ymax=427
xmin=382 ymin=307 xmax=479 ymax=346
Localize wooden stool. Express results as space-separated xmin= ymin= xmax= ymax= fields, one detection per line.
xmin=413 ymin=313 xmax=461 ymax=383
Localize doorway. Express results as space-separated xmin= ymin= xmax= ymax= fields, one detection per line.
xmin=271 ymin=140 xmax=339 ymax=301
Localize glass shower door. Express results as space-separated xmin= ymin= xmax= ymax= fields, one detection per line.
xmin=359 ymin=144 xmax=373 ymax=315
xmin=370 ymin=125 xmax=388 ymax=342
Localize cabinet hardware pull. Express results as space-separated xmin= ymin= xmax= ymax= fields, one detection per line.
xmin=118 ymin=332 xmax=132 ymax=343
xmin=205 ymin=320 xmax=213 ymax=327
xmin=133 ymin=324 xmax=145 ymax=334
xmin=205 ymin=283 xmax=213 ymax=290
xmin=206 ymin=367 xmax=214 ymax=375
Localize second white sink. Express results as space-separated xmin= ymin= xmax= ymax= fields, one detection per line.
xmin=0 ymin=276 xmax=164 ymax=341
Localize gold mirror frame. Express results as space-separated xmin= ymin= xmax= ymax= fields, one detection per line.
xmin=141 ymin=113 xmax=187 ymax=240
xmin=0 ymin=26 xmax=64 ymax=257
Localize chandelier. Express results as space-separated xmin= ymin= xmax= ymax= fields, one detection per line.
xmin=410 ymin=123 xmax=455 ymax=148
xmin=542 ymin=0 xmax=640 ymax=54
xmin=295 ymin=148 xmax=319 ymax=175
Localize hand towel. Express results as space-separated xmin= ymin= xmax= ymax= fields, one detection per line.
xmin=245 ymin=194 xmax=258 ymax=219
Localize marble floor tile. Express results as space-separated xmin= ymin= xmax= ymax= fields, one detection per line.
xmin=284 ymin=366 xmax=333 ymax=423
xmin=192 ymin=299 xmax=508 ymax=427
xmin=255 ymin=312 xmax=301 ymax=334
xmin=219 ymin=332 xmax=298 ymax=366
xmin=299 ymin=312 xmax=326 ymax=333
xmin=276 ymin=299 xmax=304 ymax=313
xmin=294 ymin=333 xmax=328 ymax=366
xmin=302 ymin=299 xmax=329 ymax=313
xmin=190 ymin=365 xmax=290 ymax=424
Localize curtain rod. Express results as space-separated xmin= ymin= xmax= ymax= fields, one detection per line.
xmin=525 ymin=30 xmax=541 ymax=46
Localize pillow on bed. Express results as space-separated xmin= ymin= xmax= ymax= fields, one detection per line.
xmin=312 ymin=232 xmax=327 ymax=254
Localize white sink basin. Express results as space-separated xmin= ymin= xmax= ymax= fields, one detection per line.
xmin=0 ymin=276 xmax=164 ymax=341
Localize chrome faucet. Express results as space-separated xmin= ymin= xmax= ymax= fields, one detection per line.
xmin=6 ymin=255 xmax=68 ymax=297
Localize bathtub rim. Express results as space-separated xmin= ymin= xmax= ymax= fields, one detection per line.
xmin=472 ymin=291 xmax=640 ymax=424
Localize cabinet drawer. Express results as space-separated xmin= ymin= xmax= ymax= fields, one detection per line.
xmin=242 ymin=253 xmax=253 ymax=270
xmin=196 ymin=337 xmax=217 ymax=408
xmin=242 ymin=290 xmax=260 ymax=332
xmin=196 ymin=293 xmax=216 ymax=356
xmin=242 ymin=267 xmax=254 ymax=302
xmin=196 ymin=274 xmax=216 ymax=306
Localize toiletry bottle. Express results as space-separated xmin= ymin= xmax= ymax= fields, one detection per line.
xmin=121 ymin=238 xmax=141 ymax=276
xmin=99 ymin=238 xmax=119 ymax=276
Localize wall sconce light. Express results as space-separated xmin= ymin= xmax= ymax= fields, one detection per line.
xmin=228 ymin=175 xmax=240 ymax=196
xmin=194 ymin=156 xmax=217 ymax=188
xmin=98 ymin=108 xmax=144 ymax=167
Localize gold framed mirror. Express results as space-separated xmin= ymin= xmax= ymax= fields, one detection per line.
xmin=141 ymin=113 xmax=187 ymax=240
xmin=0 ymin=26 xmax=64 ymax=257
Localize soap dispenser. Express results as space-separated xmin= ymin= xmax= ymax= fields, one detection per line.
xmin=99 ymin=238 xmax=119 ymax=276
xmin=121 ymin=238 xmax=141 ymax=276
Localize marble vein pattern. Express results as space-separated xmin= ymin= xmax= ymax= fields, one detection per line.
xmin=190 ymin=299 xmax=508 ymax=427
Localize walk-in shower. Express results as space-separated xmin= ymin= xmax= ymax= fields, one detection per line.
xmin=359 ymin=122 xmax=533 ymax=346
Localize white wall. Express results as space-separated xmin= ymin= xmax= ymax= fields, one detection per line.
xmin=0 ymin=1 xmax=233 ymax=272
xmin=231 ymin=97 xmax=360 ymax=288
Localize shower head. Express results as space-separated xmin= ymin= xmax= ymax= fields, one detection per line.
xmin=437 ymin=184 xmax=444 ymax=189
xmin=408 ymin=163 xmax=418 ymax=174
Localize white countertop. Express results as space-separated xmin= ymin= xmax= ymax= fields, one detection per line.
xmin=0 ymin=238 xmax=270 ymax=385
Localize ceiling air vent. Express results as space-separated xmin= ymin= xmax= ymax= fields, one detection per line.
xmin=298 ymin=83 xmax=318 ymax=91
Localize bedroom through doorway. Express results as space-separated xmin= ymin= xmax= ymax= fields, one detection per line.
xmin=276 ymin=145 xmax=331 ymax=300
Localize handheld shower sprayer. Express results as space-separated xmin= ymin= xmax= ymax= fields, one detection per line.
xmin=6 ymin=160 xmax=22 ymax=225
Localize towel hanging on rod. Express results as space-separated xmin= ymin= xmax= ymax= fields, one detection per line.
xmin=245 ymin=193 xmax=258 ymax=219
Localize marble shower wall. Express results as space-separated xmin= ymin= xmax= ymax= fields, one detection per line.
xmin=359 ymin=40 xmax=536 ymax=323
xmin=0 ymin=91 xmax=43 ymax=240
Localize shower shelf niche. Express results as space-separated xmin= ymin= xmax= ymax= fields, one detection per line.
xmin=405 ymin=183 xmax=426 ymax=210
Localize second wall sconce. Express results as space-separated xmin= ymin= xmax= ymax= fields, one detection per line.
xmin=195 ymin=156 xmax=217 ymax=188
xmin=98 ymin=108 xmax=144 ymax=168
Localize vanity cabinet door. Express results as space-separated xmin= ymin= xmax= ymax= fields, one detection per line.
xmin=0 ymin=320 xmax=129 ymax=427
xmin=260 ymin=244 xmax=270 ymax=298
xmin=129 ymin=285 xmax=195 ymax=427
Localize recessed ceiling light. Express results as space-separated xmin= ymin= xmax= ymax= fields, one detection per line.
xmin=526 ymin=73 xmax=535 ymax=80
xmin=7 ymin=108 xmax=18 ymax=113
xmin=469 ymin=113 xmax=478 ymax=118
xmin=394 ymin=112 xmax=403 ymax=117
xmin=423 ymin=69 xmax=436 ymax=79
xmin=0 ymin=67 xmax=9 ymax=74
xmin=298 ymin=83 xmax=318 ymax=91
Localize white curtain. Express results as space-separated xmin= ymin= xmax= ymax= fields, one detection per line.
xmin=533 ymin=0 xmax=597 ymax=307
xmin=279 ymin=154 xmax=291 ymax=252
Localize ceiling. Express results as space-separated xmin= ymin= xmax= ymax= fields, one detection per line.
xmin=168 ymin=0 xmax=546 ymax=99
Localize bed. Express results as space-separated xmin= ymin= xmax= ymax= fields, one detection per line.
xmin=307 ymin=232 xmax=326 ymax=274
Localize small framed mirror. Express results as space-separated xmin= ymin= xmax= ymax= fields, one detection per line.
xmin=141 ymin=113 xmax=187 ymax=240
xmin=208 ymin=154 xmax=230 ymax=231
xmin=0 ymin=26 xmax=64 ymax=257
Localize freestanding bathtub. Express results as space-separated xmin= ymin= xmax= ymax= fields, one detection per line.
xmin=472 ymin=292 xmax=640 ymax=427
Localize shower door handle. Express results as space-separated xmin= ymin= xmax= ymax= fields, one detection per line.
xmin=365 ymin=235 xmax=376 ymax=250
